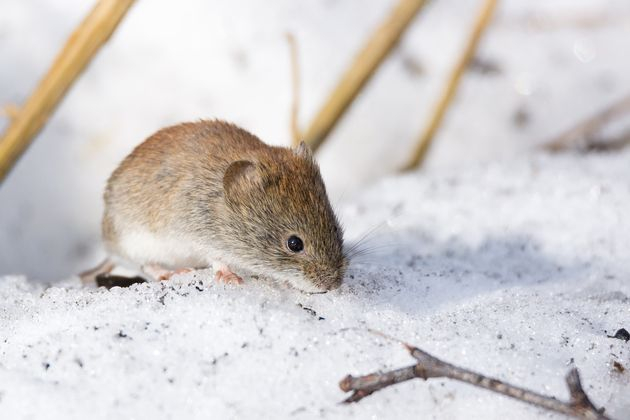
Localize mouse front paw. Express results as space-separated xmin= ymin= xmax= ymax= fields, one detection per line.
xmin=212 ymin=262 xmax=244 ymax=285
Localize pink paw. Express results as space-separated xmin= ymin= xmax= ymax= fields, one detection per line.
xmin=214 ymin=269 xmax=243 ymax=285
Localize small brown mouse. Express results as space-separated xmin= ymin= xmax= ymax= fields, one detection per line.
xmin=83 ymin=120 xmax=347 ymax=293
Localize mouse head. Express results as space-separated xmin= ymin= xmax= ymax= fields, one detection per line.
xmin=222 ymin=142 xmax=347 ymax=293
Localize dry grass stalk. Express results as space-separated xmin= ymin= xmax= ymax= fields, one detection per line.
xmin=301 ymin=0 xmax=429 ymax=152
xmin=286 ymin=33 xmax=302 ymax=147
xmin=544 ymin=94 xmax=630 ymax=152
xmin=0 ymin=0 xmax=136 ymax=184
xmin=401 ymin=0 xmax=498 ymax=171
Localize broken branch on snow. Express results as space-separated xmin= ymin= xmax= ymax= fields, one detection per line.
xmin=340 ymin=342 xmax=609 ymax=420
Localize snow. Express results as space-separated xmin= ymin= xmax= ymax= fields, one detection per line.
xmin=2 ymin=150 xmax=630 ymax=419
xmin=1 ymin=0 xmax=630 ymax=418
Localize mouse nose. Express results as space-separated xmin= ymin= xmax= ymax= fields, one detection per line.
xmin=320 ymin=265 xmax=345 ymax=291
xmin=302 ymin=256 xmax=347 ymax=292
xmin=324 ymin=280 xmax=342 ymax=291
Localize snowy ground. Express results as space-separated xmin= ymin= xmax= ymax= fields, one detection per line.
xmin=1 ymin=150 xmax=629 ymax=419
xmin=2 ymin=1 xmax=630 ymax=419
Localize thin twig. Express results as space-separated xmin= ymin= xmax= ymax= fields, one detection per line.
xmin=401 ymin=0 xmax=498 ymax=171
xmin=340 ymin=343 xmax=609 ymax=419
xmin=0 ymin=0 xmax=136 ymax=185
xmin=286 ymin=33 xmax=302 ymax=147
xmin=301 ymin=0 xmax=429 ymax=152
xmin=544 ymin=94 xmax=630 ymax=152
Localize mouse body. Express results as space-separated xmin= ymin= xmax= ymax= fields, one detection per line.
xmin=98 ymin=120 xmax=347 ymax=292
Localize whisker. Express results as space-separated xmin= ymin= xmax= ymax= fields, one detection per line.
xmin=341 ymin=203 xmax=408 ymax=262
xmin=345 ymin=220 xmax=388 ymax=253
xmin=348 ymin=242 xmax=392 ymax=255
xmin=346 ymin=246 xmax=394 ymax=262
xmin=346 ymin=241 xmax=397 ymax=263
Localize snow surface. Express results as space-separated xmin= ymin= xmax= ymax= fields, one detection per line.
xmin=1 ymin=150 xmax=629 ymax=419
xmin=1 ymin=0 xmax=630 ymax=419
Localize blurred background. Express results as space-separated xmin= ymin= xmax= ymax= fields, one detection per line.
xmin=1 ymin=0 xmax=629 ymax=281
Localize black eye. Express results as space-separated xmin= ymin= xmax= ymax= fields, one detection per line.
xmin=287 ymin=235 xmax=304 ymax=253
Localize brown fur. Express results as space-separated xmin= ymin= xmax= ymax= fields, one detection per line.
xmin=103 ymin=120 xmax=347 ymax=291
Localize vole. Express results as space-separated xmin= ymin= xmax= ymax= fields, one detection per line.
xmin=82 ymin=120 xmax=347 ymax=293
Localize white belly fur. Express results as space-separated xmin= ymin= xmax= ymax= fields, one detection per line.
xmin=116 ymin=229 xmax=211 ymax=269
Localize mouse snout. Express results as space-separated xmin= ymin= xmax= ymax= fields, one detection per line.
xmin=323 ymin=270 xmax=344 ymax=291
xmin=306 ymin=262 xmax=347 ymax=293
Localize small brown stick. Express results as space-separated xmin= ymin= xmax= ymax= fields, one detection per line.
xmin=401 ymin=0 xmax=498 ymax=171
xmin=301 ymin=0 xmax=429 ymax=152
xmin=286 ymin=33 xmax=302 ymax=147
xmin=340 ymin=344 xmax=609 ymax=419
xmin=544 ymin=94 xmax=630 ymax=152
xmin=0 ymin=0 xmax=136 ymax=185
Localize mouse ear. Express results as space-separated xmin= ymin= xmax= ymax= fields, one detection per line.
xmin=223 ymin=160 xmax=262 ymax=203
xmin=293 ymin=141 xmax=313 ymax=160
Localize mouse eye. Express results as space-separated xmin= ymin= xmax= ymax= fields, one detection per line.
xmin=287 ymin=235 xmax=304 ymax=253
